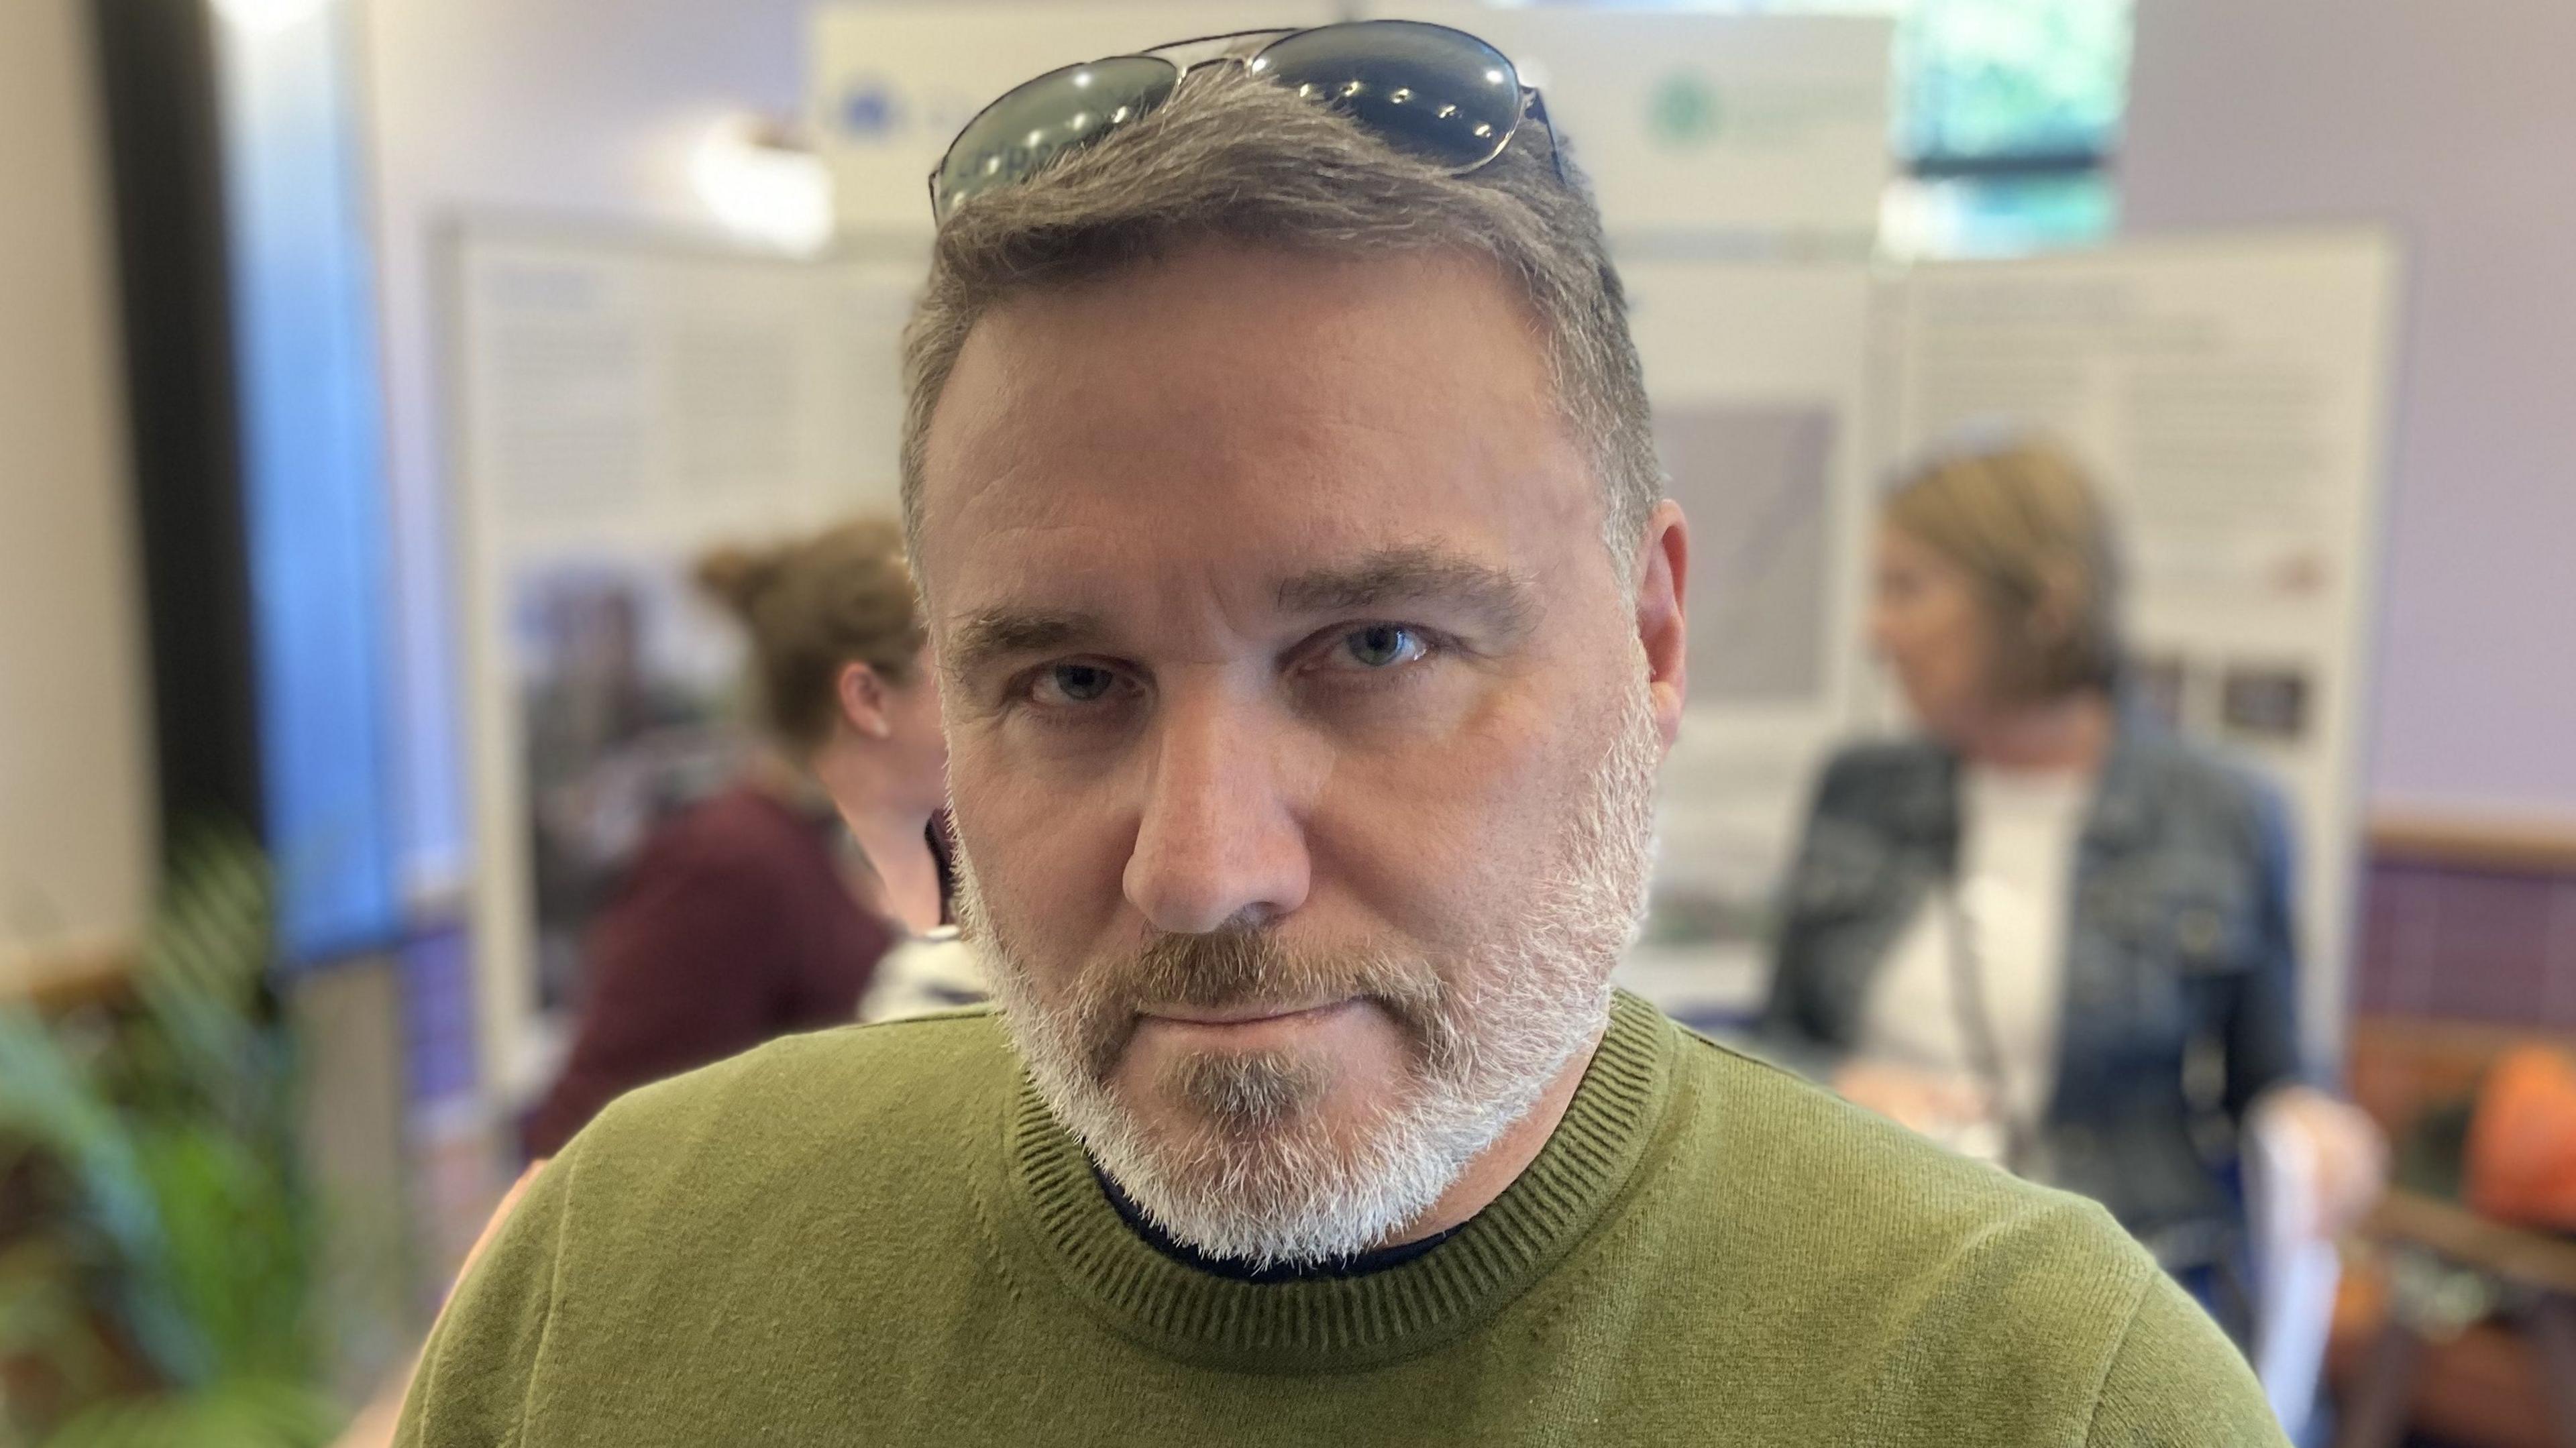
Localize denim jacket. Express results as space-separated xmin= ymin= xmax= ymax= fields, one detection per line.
xmin=1759 ymin=720 xmax=2309 ymax=1267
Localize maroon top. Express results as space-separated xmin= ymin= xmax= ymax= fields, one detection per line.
xmin=521 ymin=785 xmax=894 ymax=1158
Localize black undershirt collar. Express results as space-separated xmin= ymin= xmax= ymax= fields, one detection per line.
xmin=1090 ymin=1164 xmax=1464 ymax=1284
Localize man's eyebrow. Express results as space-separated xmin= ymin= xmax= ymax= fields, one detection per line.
xmin=1275 ymin=546 xmax=1540 ymax=634
xmin=943 ymin=609 xmax=1099 ymax=679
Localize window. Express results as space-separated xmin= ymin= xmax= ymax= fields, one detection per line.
xmin=1894 ymin=0 xmax=2131 ymax=253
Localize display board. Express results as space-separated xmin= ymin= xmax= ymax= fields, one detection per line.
xmin=1356 ymin=3 xmax=1893 ymax=243
xmin=812 ymin=3 xmax=1889 ymax=245
xmin=447 ymin=227 xmax=920 ymax=1099
xmin=1614 ymin=260 xmax=1879 ymax=1025
xmin=447 ymin=213 xmax=2393 ymax=1093
xmin=1874 ymin=232 xmax=2401 ymax=1059
xmin=810 ymin=1 xmax=1337 ymax=238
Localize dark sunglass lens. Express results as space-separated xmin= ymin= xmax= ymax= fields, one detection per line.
xmin=1249 ymin=20 xmax=1521 ymax=170
xmin=936 ymin=56 xmax=1179 ymax=216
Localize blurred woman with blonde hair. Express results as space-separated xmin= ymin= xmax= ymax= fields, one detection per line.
xmin=1762 ymin=438 xmax=2383 ymax=1341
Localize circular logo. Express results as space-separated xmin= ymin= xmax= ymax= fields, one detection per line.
xmin=838 ymin=78 xmax=905 ymax=140
xmin=1646 ymin=72 xmax=1723 ymax=151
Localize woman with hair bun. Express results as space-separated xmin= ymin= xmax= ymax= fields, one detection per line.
xmin=522 ymin=517 xmax=947 ymax=1158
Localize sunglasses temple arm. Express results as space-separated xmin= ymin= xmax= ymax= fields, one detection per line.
xmin=1524 ymin=89 xmax=1570 ymax=188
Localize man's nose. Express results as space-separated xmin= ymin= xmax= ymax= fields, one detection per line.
xmin=1121 ymin=689 xmax=1312 ymax=936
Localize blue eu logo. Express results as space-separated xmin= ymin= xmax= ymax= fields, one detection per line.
xmin=839 ymin=79 xmax=904 ymax=139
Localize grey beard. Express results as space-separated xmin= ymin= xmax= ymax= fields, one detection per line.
xmin=961 ymin=672 xmax=1662 ymax=1270
xmin=1164 ymin=1049 xmax=1326 ymax=1135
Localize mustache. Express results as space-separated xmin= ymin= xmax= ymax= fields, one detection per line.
xmin=1066 ymin=927 xmax=1452 ymax=1080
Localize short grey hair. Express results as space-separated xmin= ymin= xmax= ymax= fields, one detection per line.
xmin=898 ymin=66 xmax=1662 ymax=576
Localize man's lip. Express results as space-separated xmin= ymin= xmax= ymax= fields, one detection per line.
xmin=1137 ymin=999 xmax=1352 ymax=1027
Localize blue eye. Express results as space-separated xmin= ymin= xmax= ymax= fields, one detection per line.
xmin=1033 ymin=662 xmax=1118 ymax=704
xmin=1342 ymin=624 xmax=1424 ymax=669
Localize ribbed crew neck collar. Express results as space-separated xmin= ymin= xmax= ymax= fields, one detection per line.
xmin=1003 ymin=990 xmax=1678 ymax=1372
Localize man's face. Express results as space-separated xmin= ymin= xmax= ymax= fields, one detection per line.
xmin=915 ymin=243 xmax=1677 ymax=1264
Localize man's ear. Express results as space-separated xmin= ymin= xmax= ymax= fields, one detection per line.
xmin=837 ymin=661 xmax=893 ymax=740
xmin=1633 ymin=500 xmax=1689 ymax=749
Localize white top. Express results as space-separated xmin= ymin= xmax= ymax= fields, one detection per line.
xmin=858 ymin=926 xmax=987 ymax=1023
xmin=1856 ymin=765 xmax=2093 ymax=1166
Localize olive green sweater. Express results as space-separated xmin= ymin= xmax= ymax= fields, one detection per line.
xmin=396 ymin=993 xmax=2285 ymax=1446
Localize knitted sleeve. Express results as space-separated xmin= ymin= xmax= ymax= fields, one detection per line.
xmin=2083 ymin=1271 xmax=2289 ymax=1447
xmin=392 ymin=1152 xmax=576 ymax=1448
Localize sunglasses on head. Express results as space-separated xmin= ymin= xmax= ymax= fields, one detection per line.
xmin=929 ymin=19 xmax=1562 ymax=222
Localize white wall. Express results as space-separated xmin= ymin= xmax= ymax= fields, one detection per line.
xmin=0 ymin=0 xmax=158 ymax=991
xmin=358 ymin=0 xmax=818 ymax=902
xmin=2121 ymin=0 xmax=2576 ymax=825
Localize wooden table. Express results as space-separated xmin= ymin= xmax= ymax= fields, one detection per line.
xmin=2337 ymin=1192 xmax=2576 ymax=1448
